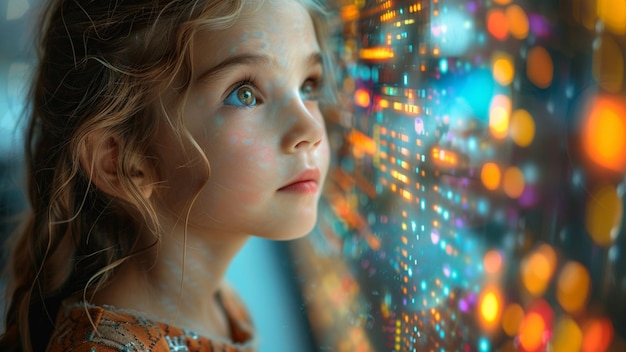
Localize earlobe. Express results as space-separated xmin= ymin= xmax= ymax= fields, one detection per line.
xmin=79 ymin=132 xmax=154 ymax=201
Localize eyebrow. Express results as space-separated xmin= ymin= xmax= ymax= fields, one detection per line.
xmin=195 ymin=51 xmax=323 ymax=84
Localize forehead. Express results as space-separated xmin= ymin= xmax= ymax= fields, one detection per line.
xmin=193 ymin=0 xmax=320 ymax=66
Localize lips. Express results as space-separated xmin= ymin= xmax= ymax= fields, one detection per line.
xmin=278 ymin=168 xmax=321 ymax=193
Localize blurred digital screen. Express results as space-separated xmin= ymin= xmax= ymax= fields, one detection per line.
xmin=288 ymin=0 xmax=626 ymax=351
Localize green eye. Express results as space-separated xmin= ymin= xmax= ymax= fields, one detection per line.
xmin=300 ymin=79 xmax=320 ymax=100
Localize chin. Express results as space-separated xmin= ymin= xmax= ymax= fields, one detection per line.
xmin=265 ymin=213 xmax=318 ymax=241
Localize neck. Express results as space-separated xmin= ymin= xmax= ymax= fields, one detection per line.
xmin=91 ymin=226 xmax=249 ymax=338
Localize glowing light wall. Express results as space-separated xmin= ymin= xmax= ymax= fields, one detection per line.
xmin=289 ymin=0 xmax=626 ymax=351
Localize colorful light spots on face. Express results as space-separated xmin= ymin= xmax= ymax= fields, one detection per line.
xmin=581 ymin=96 xmax=626 ymax=173
xmin=481 ymin=162 xmax=501 ymax=190
xmin=585 ymin=184 xmax=623 ymax=247
xmin=526 ymin=46 xmax=553 ymax=88
xmin=509 ymin=109 xmax=535 ymax=147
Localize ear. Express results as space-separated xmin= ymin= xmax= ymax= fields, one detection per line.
xmin=79 ymin=131 xmax=154 ymax=201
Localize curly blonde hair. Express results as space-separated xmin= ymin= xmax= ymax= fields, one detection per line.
xmin=0 ymin=0 xmax=334 ymax=351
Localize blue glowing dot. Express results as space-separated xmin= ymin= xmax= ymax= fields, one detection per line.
xmin=408 ymin=267 xmax=413 ymax=277
xmin=372 ymin=67 xmax=379 ymax=82
xmin=420 ymin=280 xmax=427 ymax=291
xmin=479 ymin=337 xmax=490 ymax=352
xmin=447 ymin=190 xmax=453 ymax=199
xmin=439 ymin=58 xmax=448 ymax=74
xmin=421 ymin=200 xmax=426 ymax=210
xmin=411 ymin=221 xmax=417 ymax=232
xmin=477 ymin=198 xmax=489 ymax=215
xmin=443 ymin=211 xmax=450 ymax=220
xmin=439 ymin=330 xmax=445 ymax=339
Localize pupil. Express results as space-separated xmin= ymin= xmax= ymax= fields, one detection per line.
xmin=238 ymin=88 xmax=253 ymax=105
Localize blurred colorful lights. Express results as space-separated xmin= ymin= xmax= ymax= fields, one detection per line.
xmin=581 ymin=96 xmax=626 ymax=173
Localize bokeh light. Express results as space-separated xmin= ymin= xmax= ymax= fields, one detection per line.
xmin=501 ymin=303 xmax=524 ymax=336
xmin=526 ymin=46 xmax=553 ymax=89
xmin=478 ymin=286 xmax=502 ymax=330
xmin=552 ymin=317 xmax=583 ymax=352
xmin=521 ymin=244 xmax=557 ymax=296
xmin=581 ymin=96 xmax=626 ymax=173
xmin=481 ymin=162 xmax=501 ymax=190
xmin=486 ymin=9 xmax=509 ymax=41
xmin=509 ymin=109 xmax=535 ymax=147
xmin=582 ymin=318 xmax=614 ymax=352
xmin=518 ymin=312 xmax=546 ymax=352
xmin=556 ymin=261 xmax=590 ymax=314
xmin=492 ymin=53 xmax=515 ymax=86
xmin=592 ymin=35 xmax=624 ymax=93
xmin=483 ymin=249 xmax=503 ymax=274
xmin=597 ymin=0 xmax=626 ymax=34
xmin=489 ymin=94 xmax=511 ymax=139
xmin=505 ymin=4 xmax=529 ymax=39
xmin=354 ymin=88 xmax=371 ymax=108
xmin=503 ymin=166 xmax=525 ymax=198
xmin=585 ymin=184 xmax=623 ymax=247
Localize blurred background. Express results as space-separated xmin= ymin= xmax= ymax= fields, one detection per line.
xmin=2 ymin=0 xmax=626 ymax=351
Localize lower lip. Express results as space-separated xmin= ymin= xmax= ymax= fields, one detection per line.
xmin=278 ymin=180 xmax=319 ymax=194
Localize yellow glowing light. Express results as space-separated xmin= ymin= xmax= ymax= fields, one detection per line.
xmin=492 ymin=55 xmax=515 ymax=86
xmin=487 ymin=9 xmax=509 ymax=40
xmin=509 ymin=109 xmax=535 ymax=147
xmin=483 ymin=249 xmax=503 ymax=274
xmin=552 ymin=317 xmax=583 ymax=352
xmin=597 ymin=0 xmax=626 ymax=34
xmin=527 ymin=46 xmax=553 ymax=89
xmin=359 ymin=47 xmax=395 ymax=60
xmin=592 ymin=35 xmax=624 ymax=93
xmin=506 ymin=4 xmax=529 ymax=39
xmin=557 ymin=261 xmax=590 ymax=314
xmin=481 ymin=162 xmax=501 ymax=191
xmin=521 ymin=244 xmax=557 ymax=296
xmin=519 ymin=312 xmax=546 ymax=352
xmin=501 ymin=304 xmax=524 ymax=336
xmin=503 ymin=166 xmax=525 ymax=198
xmin=585 ymin=184 xmax=623 ymax=246
xmin=480 ymin=292 xmax=499 ymax=323
xmin=340 ymin=5 xmax=359 ymax=21
xmin=489 ymin=95 xmax=511 ymax=139
xmin=493 ymin=0 xmax=512 ymax=4
xmin=379 ymin=99 xmax=389 ymax=108
xmin=582 ymin=97 xmax=626 ymax=172
xmin=354 ymin=88 xmax=371 ymax=108
xmin=582 ymin=318 xmax=614 ymax=352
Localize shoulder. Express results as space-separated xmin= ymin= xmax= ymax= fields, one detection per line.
xmin=47 ymin=304 xmax=171 ymax=352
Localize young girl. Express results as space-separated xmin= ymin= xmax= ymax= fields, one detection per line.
xmin=0 ymin=0 xmax=332 ymax=350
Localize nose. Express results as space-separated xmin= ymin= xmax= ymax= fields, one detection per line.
xmin=280 ymin=96 xmax=325 ymax=153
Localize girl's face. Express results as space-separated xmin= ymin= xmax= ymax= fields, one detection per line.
xmin=156 ymin=0 xmax=330 ymax=241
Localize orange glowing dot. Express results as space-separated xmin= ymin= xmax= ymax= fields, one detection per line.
xmin=493 ymin=0 xmax=512 ymax=3
xmin=597 ymin=0 xmax=626 ymax=34
xmin=527 ymin=46 xmax=553 ymax=89
xmin=582 ymin=318 xmax=614 ymax=352
xmin=506 ymin=4 xmax=529 ymax=39
xmin=501 ymin=303 xmax=524 ymax=336
xmin=509 ymin=109 xmax=535 ymax=147
xmin=582 ymin=97 xmax=626 ymax=172
xmin=519 ymin=312 xmax=546 ymax=352
xmin=593 ymin=35 xmax=624 ymax=92
xmin=552 ymin=317 xmax=583 ymax=352
xmin=489 ymin=95 xmax=512 ymax=139
xmin=503 ymin=166 xmax=525 ymax=198
xmin=557 ymin=261 xmax=590 ymax=314
xmin=521 ymin=244 xmax=557 ymax=296
xmin=585 ymin=184 xmax=623 ymax=246
xmin=354 ymin=89 xmax=371 ymax=108
xmin=487 ymin=9 xmax=509 ymax=40
xmin=492 ymin=55 xmax=515 ymax=86
xmin=481 ymin=162 xmax=501 ymax=190
xmin=483 ymin=249 xmax=503 ymax=274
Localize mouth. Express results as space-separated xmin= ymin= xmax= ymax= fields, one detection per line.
xmin=278 ymin=168 xmax=321 ymax=193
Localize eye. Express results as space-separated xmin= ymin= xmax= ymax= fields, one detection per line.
xmin=224 ymin=84 xmax=257 ymax=107
xmin=300 ymin=78 xmax=320 ymax=100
